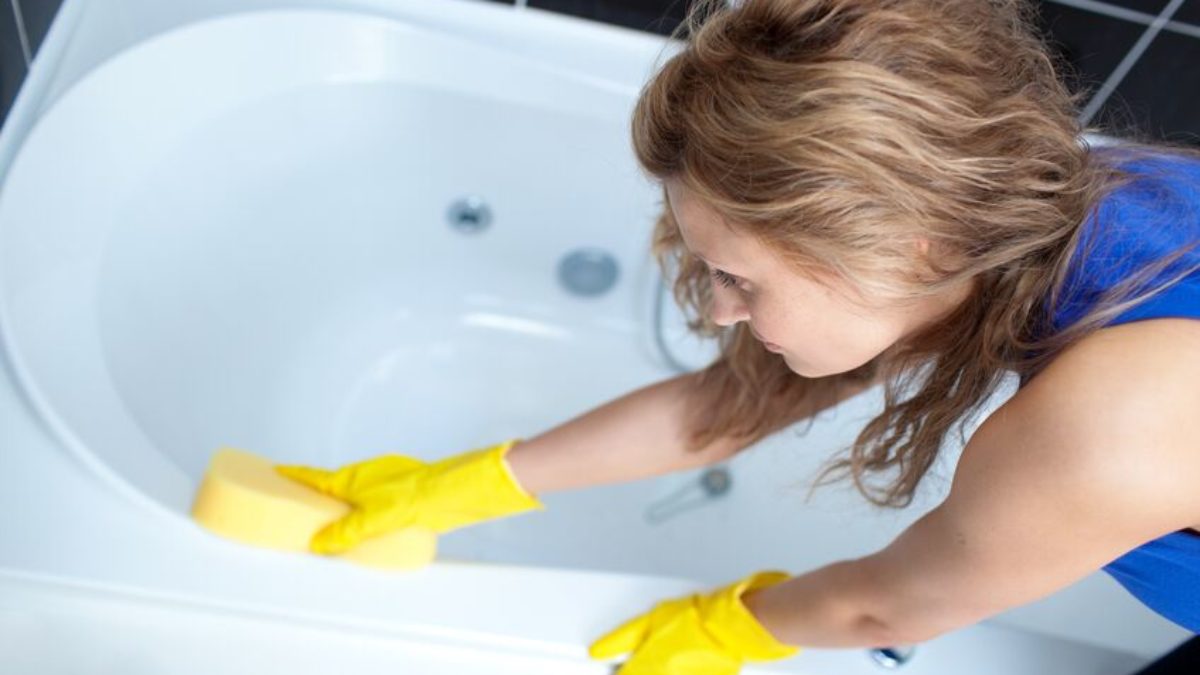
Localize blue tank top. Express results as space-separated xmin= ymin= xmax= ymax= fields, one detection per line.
xmin=1026 ymin=148 xmax=1200 ymax=632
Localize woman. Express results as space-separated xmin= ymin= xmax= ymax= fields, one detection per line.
xmin=275 ymin=0 xmax=1200 ymax=672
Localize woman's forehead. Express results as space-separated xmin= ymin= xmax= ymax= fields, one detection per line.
xmin=665 ymin=181 xmax=755 ymax=264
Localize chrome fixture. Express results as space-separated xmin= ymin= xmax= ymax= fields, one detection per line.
xmin=869 ymin=645 xmax=917 ymax=668
xmin=558 ymin=247 xmax=619 ymax=297
xmin=447 ymin=196 xmax=492 ymax=234
xmin=643 ymin=466 xmax=732 ymax=525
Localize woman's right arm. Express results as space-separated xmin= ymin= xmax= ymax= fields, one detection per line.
xmin=504 ymin=369 xmax=880 ymax=496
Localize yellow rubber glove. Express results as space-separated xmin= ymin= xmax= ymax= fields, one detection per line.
xmin=588 ymin=570 xmax=802 ymax=675
xmin=274 ymin=438 xmax=544 ymax=555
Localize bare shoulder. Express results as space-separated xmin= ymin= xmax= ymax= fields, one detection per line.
xmin=1014 ymin=317 xmax=1200 ymax=414
xmin=972 ymin=317 xmax=1200 ymax=530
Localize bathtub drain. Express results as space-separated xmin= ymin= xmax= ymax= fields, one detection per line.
xmin=558 ymin=248 xmax=619 ymax=297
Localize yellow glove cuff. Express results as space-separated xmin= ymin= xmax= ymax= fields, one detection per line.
xmin=420 ymin=438 xmax=546 ymax=533
xmin=699 ymin=570 xmax=803 ymax=661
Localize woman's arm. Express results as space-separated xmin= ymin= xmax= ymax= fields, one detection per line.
xmin=739 ymin=318 xmax=1200 ymax=647
xmin=505 ymin=369 xmax=879 ymax=496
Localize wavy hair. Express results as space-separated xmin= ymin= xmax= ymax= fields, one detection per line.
xmin=635 ymin=0 xmax=1200 ymax=507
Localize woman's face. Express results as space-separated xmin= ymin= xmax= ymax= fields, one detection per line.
xmin=664 ymin=177 xmax=972 ymax=378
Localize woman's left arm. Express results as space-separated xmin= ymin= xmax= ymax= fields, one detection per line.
xmin=743 ymin=319 xmax=1200 ymax=648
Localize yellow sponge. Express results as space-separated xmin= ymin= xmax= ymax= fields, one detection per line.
xmin=190 ymin=447 xmax=437 ymax=570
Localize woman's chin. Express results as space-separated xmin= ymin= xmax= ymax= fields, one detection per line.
xmin=780 ymin=353 xmax=814 ymax=377
xmin=783 ymin=354 xmax=838 ymax=379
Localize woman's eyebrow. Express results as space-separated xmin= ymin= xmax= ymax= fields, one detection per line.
xmin=696 ymin=251 xmax=734 ymax=272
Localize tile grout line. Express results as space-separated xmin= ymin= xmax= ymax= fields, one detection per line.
xmin=1164 ymin=20 xmax=1200 ymax=40
xmin=1044 ymin=0 xmax=1200 ymax=39
xmin=1078 ymin=0 xmax=1188 ymax=127
xmin=1045 ymin=0 xmax=1159 ymax=24
xmin=7 ymin=0 xmax=31 ymax=67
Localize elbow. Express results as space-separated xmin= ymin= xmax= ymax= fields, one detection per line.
xmin=857 ymin=606 xmax=973 ymax=647
xmin=854 ymin=612 xmax=908 ymax=648
xmin=847 ymin=588 xmax=963 ymax=646
xmin=854 ymin=611 xmax=943 ymax=648
xmin=846 ymin=558 xmax=977 ymax=647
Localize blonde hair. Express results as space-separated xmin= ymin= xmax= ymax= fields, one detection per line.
xmin=635 ymin=0 xmax=1200 ymax=507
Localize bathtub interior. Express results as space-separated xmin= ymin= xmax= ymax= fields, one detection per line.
xmin=0 ymin=7 xmax=672 ymax=502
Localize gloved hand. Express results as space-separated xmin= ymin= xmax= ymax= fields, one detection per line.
xmin=588 ymin=570 xmax=802 ymax=675
xmin=274 ymin=438 xmax=544 ymax=555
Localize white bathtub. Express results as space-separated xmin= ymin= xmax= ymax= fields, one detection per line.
xmin=0 ymin=0 xmax=1186 ymax=671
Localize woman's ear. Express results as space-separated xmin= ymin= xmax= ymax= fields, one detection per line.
xmin=913 ymin=237 xmax=943 ymax=281
xmin=913 ymin=236 xmax=966 ymax=279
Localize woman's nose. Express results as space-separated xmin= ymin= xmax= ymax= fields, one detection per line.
xmin=709 ymin=287 xmax=750 ymax=327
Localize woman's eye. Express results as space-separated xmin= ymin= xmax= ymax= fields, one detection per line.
xmin=709 ymin=268 xmax=736 ymax=287
xmin=710 ymin=268 xmax=746 ymax=292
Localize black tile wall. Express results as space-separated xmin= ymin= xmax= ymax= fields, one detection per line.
xmin=1098 ymin=28 xmax=1200 ymax=142
xmin=528 ymin=0 xmax=697 ymax=36
xmin=2 ymin=0 xmax=65 ymax=133
xmin=20 ymin=0 xmax=64 ymax=61
xmin=1031 ymin=1 xmax=1150 ymax=108
xmin=1173 ymin=0 xmax=1200 ymax=24
xmin=1 ymin=1 xmax=26 ymax=134
xmin=1102 ymin=0 xmax=1171 ymax=13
